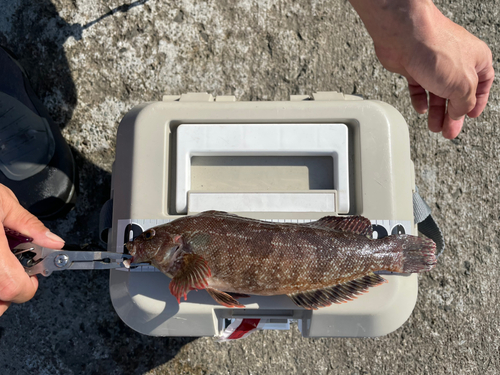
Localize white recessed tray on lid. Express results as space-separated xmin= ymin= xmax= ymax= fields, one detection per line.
xmin=175 ymin=123 xmax=349 ymax=214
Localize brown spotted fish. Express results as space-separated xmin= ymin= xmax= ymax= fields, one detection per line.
xmin=125 ymin=211 xmax=437 ymax=310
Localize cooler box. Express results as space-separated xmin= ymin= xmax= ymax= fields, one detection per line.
xmin=106 ymin=91 xmax=419 ymax=337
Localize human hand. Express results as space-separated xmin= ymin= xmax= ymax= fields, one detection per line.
xmin=349 ymin=0 xmax=494 ymax=139
xmin=0 ymin=184 xmax=64 ymax=316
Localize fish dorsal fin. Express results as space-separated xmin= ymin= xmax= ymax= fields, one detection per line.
xmin=287 ymin=273 xmax=386 ymax=310
xmin=196 ymin=210 xmax=235 ymax=217
xmin=169 ymin=253 xmax=212 ymax=303
xmin=307 ymin=215 xmax=373 ymax=238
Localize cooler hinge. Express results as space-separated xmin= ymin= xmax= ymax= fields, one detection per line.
xmin=163 ymin=91 xmax=362 ymax=102
xmin=290 ymin=91 xmax=363 ymax=101
xmin=179 ymin=92 xmax=214 ymax=102
xmin=313 ymin=91 xmax=363 ymax=101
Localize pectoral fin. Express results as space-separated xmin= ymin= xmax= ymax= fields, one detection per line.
xmin=169 ymin=253 xmax=212 ymax=303
xmin=287 ymin=273 xmax=386 ymax=310
xmin=206 ymin=287 xmax=245 ymax=308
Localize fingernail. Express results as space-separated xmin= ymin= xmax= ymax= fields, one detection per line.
xmin=45 ymin=231 xmax=65 ymax=243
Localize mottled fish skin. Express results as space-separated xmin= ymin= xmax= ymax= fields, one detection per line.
xmin=126 ymin=211 xmax=437 ymax=307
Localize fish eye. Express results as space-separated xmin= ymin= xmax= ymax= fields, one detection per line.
xmin=144 ymin=229 xmax=156 ymax=240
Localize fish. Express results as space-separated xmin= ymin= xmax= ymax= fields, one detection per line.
xmin=125 ymin=210 xmax=437 ymax=310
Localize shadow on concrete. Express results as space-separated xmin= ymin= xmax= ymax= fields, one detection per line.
xmin=93 ymin=311 xmax=198 ymax=375
xmin=0 ymin=1 xmax=194 ymax=374
xmin=0 ymin=2 xmax=76 ymax=128
xmin=0 ymin=0 xmax=150 ymax=128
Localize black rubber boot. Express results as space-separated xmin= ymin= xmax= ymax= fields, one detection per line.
xmin=0 ymin=46 xmax=76 ymax=219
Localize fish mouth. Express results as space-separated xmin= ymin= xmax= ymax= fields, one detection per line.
xmin=125 ymin=241 xmax=135 ymax=254
xmin=123 ymin=258 xmax=132 ymax=268
xmin=125 ymin=242 xmax=142 ymax=262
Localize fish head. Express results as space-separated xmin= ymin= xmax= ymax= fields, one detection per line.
xmin=125 ymin=227 xmax=179 ymax=264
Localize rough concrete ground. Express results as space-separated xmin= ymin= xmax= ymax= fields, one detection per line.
xmin=0 ymin=0 xmax=499 ymax=374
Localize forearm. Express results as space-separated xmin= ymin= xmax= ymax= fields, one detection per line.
xmin=348 ymin=0 xmax=439 ymax=69
xmin=348 ymin=0 xmax=494 ymax=139
xmin=348 ymin=0 xmax=436 ymax=36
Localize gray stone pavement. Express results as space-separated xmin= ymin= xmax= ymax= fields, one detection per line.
xmin=0 ymin=0 xmax=498 ymax=374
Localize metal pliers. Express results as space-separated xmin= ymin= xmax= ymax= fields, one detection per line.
xmin=7 ymin=227 xmax=131 ymax=277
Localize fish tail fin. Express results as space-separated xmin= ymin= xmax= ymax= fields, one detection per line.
xmin=387 ymin=235 xmax=437 ymax=273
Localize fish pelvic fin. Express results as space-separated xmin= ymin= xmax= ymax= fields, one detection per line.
xmin=169 ymin=253 xmax=212 ymax=304
xmin=388 ymin=235 xmax=437 ymax=273
xmin=206 ymin=287 xmax=245 ymax=308
xmin=287 ymin=273 xmax=386 ymax=310
xmin=306 ymin=215 xmax=373 ymax=238
xmin=226 ymin=292 xmax=251 ymax=299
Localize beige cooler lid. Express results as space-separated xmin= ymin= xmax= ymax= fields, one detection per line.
xmin=109 ymin=92 xmax=419 ymax=338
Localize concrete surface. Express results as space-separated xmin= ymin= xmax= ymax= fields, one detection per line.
xmin=0 ymin=0 xmax=499 ymax=374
